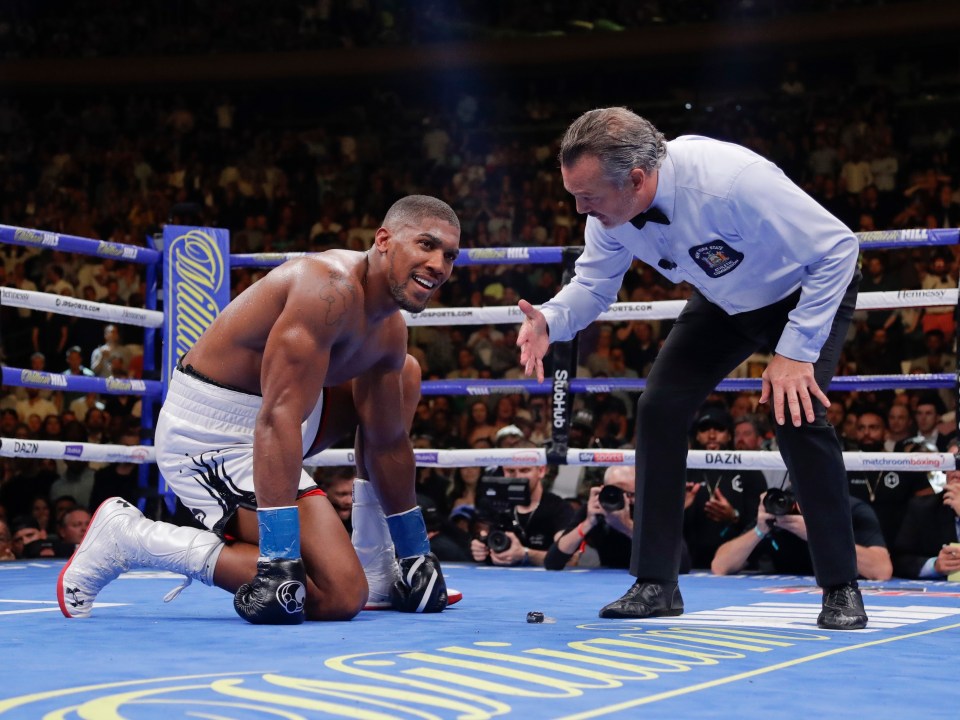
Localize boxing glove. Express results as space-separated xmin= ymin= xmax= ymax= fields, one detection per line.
xmin=234 ymin=558 xmax=307 ymax=625
xmin=391 ymin=553 xmax=448 ymax=613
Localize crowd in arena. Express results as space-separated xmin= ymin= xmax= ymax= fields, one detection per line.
xmin=1 ymin=2 xmax=959 ymax=580
xmin=0 ymin=0 xmax=925 ymax=58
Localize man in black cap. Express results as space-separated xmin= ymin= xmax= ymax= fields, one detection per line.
xmin=682 ymin=406 xmax=766 ymax=569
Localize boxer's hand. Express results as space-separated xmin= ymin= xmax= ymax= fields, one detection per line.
xmin=391 ymin=553 xmax=448 ymax=613
xmin=234 ymin=558 xmax=306 ymax=625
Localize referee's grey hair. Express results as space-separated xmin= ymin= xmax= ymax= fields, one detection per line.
xmin=560 ymin=107 xmax=667 ymax=187
xmin=383 ymin=195 xmax=460 ymax=232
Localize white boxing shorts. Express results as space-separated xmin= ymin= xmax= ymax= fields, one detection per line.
xmin=155 ymin=365 xmax=327 ymax=536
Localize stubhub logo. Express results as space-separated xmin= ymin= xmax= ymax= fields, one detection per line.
xmin=65 ymin=445 xmax=84 ymax=457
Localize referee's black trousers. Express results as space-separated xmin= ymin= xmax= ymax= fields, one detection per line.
xmin=631 ymin=274 xmax=860 ymax=588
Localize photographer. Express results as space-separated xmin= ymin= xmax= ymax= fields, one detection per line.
xmin=711 ymin=489 xmax=892 ymax=581
xmin=547 ymin=466 xmax=640 ymax=570
xmin=470 ymin=441 xmax=574 ymax=567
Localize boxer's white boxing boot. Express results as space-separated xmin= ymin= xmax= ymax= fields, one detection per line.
xmin=352 ymin=479 xmax=401 ymax=609
xmin=58 ymin=497 xmax=224 ymax=618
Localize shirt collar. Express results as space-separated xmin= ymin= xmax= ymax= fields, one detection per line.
xmin=648 ymin=148 xmax=676 ymax=222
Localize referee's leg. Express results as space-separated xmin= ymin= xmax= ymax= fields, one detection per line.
xmin=631 ymin=294 xmax=757 ymax=581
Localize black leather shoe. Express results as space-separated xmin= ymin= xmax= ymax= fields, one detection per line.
xmin=599 ymin=580 xmax=684 ymax=619
xmin=817 ymin=581 xmax=867 ymax=630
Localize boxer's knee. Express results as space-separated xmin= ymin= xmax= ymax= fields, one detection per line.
xmin=305 ymin=570 xmax=368 ymax=621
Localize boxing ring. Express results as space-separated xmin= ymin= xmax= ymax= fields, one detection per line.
xmin=2 ymin=223 xmax=960 ymax=719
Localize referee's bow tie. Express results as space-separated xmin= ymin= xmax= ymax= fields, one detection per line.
xmin=629 ymin=207 xmax=670 ymax=230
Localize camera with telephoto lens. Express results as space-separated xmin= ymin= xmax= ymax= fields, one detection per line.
xmin=598 ymin=484 xmax=625 ymax=512
xmin=763 ymin=488 xmax=799 ymax=516
xmin=476 ymin=476 xmax=530 ymax=553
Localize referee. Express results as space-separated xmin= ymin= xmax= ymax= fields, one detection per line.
xmin=517 ymin=107 xmax=866 ymax=629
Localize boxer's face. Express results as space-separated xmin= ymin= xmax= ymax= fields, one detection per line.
xmin=381 ymin=218 xmax=460 ymax=313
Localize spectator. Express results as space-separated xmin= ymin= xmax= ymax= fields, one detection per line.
xmin=919 ymin=255 xmax=956 ymax=338
xmin=31 ymin=495 xmax=53 ymax=535
xmin=90 ymin=325 xmax=130 ymax=378
xmin=683 ymin=408 xmax=766 ymax=569
xmin=314 ymin=467 xmax=355 ymax=532
xmin=15 ymin=387 xmax=59 ymax=427
xmin=10 ymin=516 xmax=56 ymax=559
xmin=892 ymin=446 xmax=960 ymax=579
xmin=0 ymin=520 xmax=14 ymax=561
xmin=712 ymin=492 xmax=892 ymax=581
xmin=421 ymin=494 xmax=471 ymax=562
xmin=733 ymin=414 xmax=787 ymax=489
xmin=897 ymin=393 xmax=954 ymax=451
xmin=885 ymin=403 xmax=915 ymax=451
xmin=848 ymin=408 xmax=931 ymax=547
xmin=460 ymin=400 xmax=497 ymax=447
xmin=88 ymin=425 xmax=144 ymax=511
xmin=53 ymin=507 xmax=91 ymax=558
xmin=448 ymin=465 xmax=482 ymax=510
xmin=49 ymin=454 xmax=96 ymax=510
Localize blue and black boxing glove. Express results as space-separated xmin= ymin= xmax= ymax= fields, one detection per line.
xmin=234 ymin=506 xmax=307 ymax=625
xmin=393 ymin=552 xmax=448 ymax=613
xmin=386 ymin=507 xmax=448 ymax=613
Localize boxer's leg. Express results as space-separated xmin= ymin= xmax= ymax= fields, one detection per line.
xmin=230 ymin=493 xmax=367 ymax=621
xmin=58 ymin=497 xmax=224 ymax=619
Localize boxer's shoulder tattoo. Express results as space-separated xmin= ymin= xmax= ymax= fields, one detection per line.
xmin=318 ymin=269 xmax=358 ymax=326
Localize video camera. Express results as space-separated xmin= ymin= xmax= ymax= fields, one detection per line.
xmin=476 ymin=475 xmax=529 ymax=553
xmin=763 ymin=488 xmax=799 ymax=516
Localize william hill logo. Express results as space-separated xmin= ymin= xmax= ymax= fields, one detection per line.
xmin=96 ymin=241 xmax=125 ymax=257
xmin=105 ymin=378 xmax=145 ymax=392
xmin=20 ymin=370 xmax=67 ymax=387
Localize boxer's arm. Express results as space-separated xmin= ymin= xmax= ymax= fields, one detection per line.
xmin=255 ymin=272 xmax=343 ymax=508
xmin=353 ymin=356 xmax=417 ymax=515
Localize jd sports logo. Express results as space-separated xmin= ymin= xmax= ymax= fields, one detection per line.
xmin=689 ymin=240 xmax=744 ymax=278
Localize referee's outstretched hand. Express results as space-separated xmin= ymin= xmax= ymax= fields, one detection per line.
xmin=516 ymin=299 xmax=550 ymax=383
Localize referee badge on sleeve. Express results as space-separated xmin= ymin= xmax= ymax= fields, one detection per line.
xmin=689 ymin=240 xmax=744 ymax=278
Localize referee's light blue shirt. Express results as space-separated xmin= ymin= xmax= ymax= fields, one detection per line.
xmin=541 ymin=135 xmax=859 ymax=363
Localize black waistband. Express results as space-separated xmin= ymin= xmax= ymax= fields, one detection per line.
xmin=176 ymin=357 xmax=261 ymax=397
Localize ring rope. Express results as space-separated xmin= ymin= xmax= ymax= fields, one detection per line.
xmin=0 ymin=287 xmax=164 ymax=328
xmin=229 ymin=228 xmax=959 ymax=269
xmin=0 ymin=438 xmax=155 ymax=464
xmin=0 ymin=223 xmax=161 ymax=264
xmin=298 ymin=447 xmax=957 ymax=471
xmin=419 ymin=373 xmax=954 ymax=396
xmin=1 ymin=367 xmax=163 ymax=397
xmin=1 ymin=440 xmax=953 ymax=473
xmin=400 ymin=289 xmax=958 ymax=327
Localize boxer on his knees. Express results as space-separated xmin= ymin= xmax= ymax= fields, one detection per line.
xmin=58 ymin=195 xmax=460 ymax=623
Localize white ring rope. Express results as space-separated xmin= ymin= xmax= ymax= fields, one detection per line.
xmin=299 ymin=447 xmax=957 ymax=471
xmin=402 ymin=289 xmax=959 ymax=326
xmin=0 ymin=286 xmax=164 ymax=328
xmin=3 ymin=441 xmax=951 ymax=472
xmin=0 ymin=438 xmax=155 ymax=464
